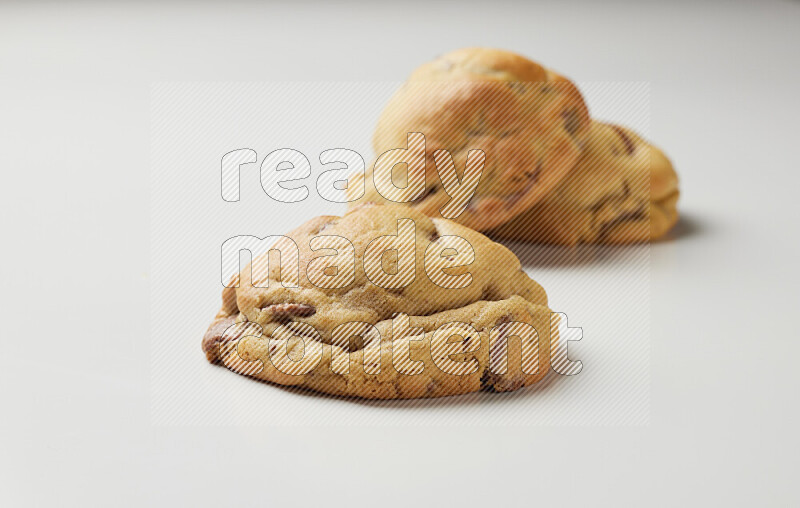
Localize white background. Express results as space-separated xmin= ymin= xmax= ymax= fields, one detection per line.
xmin=1 ymin=1 xmax=798 ymax=506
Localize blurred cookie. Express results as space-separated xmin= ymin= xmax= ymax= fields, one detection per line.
xmin=202 ymin=203 xmax=558 ymax=399
xmin=348 ymin=47 xmax=590 ymax=231
xmin=489 ymin=121 xmax=679 ymax=245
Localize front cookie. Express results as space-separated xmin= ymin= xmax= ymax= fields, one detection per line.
xmin=202 ymin=204 xmax=559 ymax=399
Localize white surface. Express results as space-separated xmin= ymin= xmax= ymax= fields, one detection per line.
xmin=1 ymin=1 xmax=799 ymax=506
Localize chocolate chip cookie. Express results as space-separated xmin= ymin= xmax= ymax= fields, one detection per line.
xmin=202 ymin=203 xmax=558 ymax=399
xmin=489 ymin=121 xmax=680 ymax=244
xmin=347 ymin=47 xmax=590 ymax=232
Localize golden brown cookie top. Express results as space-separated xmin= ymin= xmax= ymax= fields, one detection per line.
xmin=408 ymin=47 xmax=549 ymax=82
xmin=205 ymin=203 xmax=549 ymax=361
xmin=353 ymin=47 xmax=590 ymax=231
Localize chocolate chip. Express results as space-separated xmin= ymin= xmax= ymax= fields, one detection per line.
xmin=262 ymin=303 xmax=316 ymax=321
xmin=416 ymin=185 xmax=437 ymax=203
xmin=480 ymin=369 xmax=498 ymax=392
xmin=597 ymin=206 xmax=648 ymax=240
xmin=466 ymin=113 xmax=489 ymax=137
xmin=202 ymin=316 xmax=238 ymax=363
xmin=495 ymin=314 xmax=512 ymax=326
xmin=561 ymin=109 xmax=582 ymax=137
xmin=503 ymin=172 xmax=540 ymax=209
xmin=621 ymin=180 xmax=631 ymax=199
xmin=498 ymin=127 xmax=521 ymax=138
xmin=506 ymin=82 xmax=527 ymax=95
xmin=610 ymin=125 xmax=636 ymax=155
xmin=523 ymin=163 xmax=541 ymax=183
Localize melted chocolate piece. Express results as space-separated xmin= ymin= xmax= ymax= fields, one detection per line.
xmin=610 ymin=125 xmax=636 ymax=155
xmin=561 ymin=109 xmax=582 ymax=137
xmin=202 ymin=316 xmax=239 ymax=363
xmin=262 ymin=303 xmax=316 ymax=321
